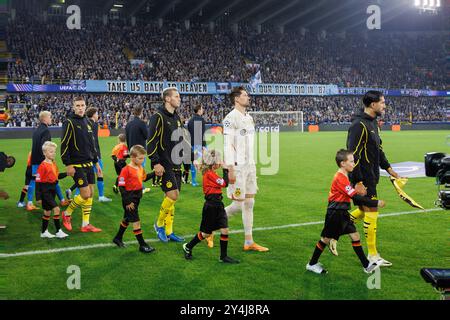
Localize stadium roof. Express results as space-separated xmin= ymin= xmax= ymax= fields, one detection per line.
xmin=11 ymin=0 xmax=449 ymax=32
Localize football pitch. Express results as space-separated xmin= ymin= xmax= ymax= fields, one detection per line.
xmin=0 ymin=130 xmax=448 ymax=300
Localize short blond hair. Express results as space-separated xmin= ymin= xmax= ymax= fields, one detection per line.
xmin=39 ymin=111 xmax=51 ymax=122
xmin=161 ymin=87 xmax=179 ymax=102
xmin=130 ymin=145 xmax=146 ymax=157
xmin=42 ymin=141 xmax=57 ymax=153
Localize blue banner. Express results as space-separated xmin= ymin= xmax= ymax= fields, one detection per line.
xmin=85 ymin=80 xmax=215 ymax=95
xmin=84 ymin=80 xmax=339 ymax=96
xmin=7 ymin=81 xmax=86 ymax=93
xmin=337 ymin=87 xmax=449 ymax=97
xmin=6 ymin=81 xmax=448 ymax=97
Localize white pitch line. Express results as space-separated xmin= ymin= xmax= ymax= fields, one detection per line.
xmin=0 ymin=208 xmax=443 ymax=258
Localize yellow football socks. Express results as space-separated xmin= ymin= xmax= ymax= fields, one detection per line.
xmin=164 ymin=205 xmax=175 ymax=235
xmin=157 ymin=197 xmax=175 ymax=228
xmin=349 ymin=208 xmax=364 ymax=223
xmin=66 ymin=194 xmax=86 ymax=216
xmin=81 ymin=197 xmax=93 ymax=227
xmin=363 ymin=211 xmax=378 ymax=256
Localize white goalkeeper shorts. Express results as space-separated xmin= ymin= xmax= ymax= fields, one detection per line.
xmin=227 ymin=165 xmax=258 ymax=200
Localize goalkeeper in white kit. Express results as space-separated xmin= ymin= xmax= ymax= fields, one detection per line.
xmin=206 ymin=86 xmax=269 ymax=252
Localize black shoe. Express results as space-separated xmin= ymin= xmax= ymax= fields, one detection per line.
xmin=139 ymin=244 xmax=155 ymax=253
xmin=113 ymin=238 xmax=126 ymax=248
xmin=220 ymin=256 xmax=240 ymax=264
xmin=112 ymin=185 xmax=118 ymax=194
xmin=182 ymin=243 xmax=193 ymax=260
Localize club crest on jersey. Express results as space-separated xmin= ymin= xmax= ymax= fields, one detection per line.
xmin=78 ymin=179 xmax=84 ymax=186
xmin=223 ymin=119 xmax=231 ymax=128
xmin=166 ymin=181 xmax=173 ymax=189
xmin=240 ymin=129 xmax=247 ymax=136
xmin=234 ymin=188 xmax=241 ymax=197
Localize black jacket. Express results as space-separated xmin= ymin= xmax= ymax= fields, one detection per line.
xmin=147 ymin=105 xmax=184 ymax=170
xmin=89 ymin=119 xmax=101 ymax=159
xmin=125 ymin=117 xmax=148 ymax=149
xmin=346 ymin=111 xmax=391 ymax=185
xmin=187 ymin=114 xmax=206 ymax=147
xmin=61 ymin=113 xmax=98 ymax=166
xmin=31 ymin=123 xmax=51 ymax=165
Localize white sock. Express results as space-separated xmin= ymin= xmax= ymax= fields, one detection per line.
xmin=27 ymin=201 xmax=33 ymax=205
xmin=225 ymin=201 xmax=243 ymax=218
xmin=242 ymin=198 xmax=255 ymax=241
xmin=82 ymin=221 xmax=89 ymax=227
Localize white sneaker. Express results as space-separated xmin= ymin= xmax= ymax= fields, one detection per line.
xmin=142 ymin=188 xmax=151 ymax=194
xmin=55 ymin=229 xmax=69 ymax=239
xmin=364 ymin=259 xmax=383 ymax=274
xmin=65 ymin=188 xmax=72 ymax=200
xmin=40 ymin=230 xmax=55 ymax=238
xmin=98 ymin=196 xmax=112 ymax=202
xmin=17 ymin=201 xmax=25 ymax=208
xmin=368 ymin=254 xmax=392 ymax=267
xmin=329 ymin=239 xmax=338 ymax=256
xmin=306 ymin=262 xmax=328 ymax=274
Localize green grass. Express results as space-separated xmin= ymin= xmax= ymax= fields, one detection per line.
xmin=0 ymin=130 xmax=449 ymax=300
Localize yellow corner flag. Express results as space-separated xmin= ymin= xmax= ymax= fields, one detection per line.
xmin=389 ymin=177 xmax=425 ymax=210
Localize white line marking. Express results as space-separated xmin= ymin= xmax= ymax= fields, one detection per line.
xmin=0 ymin=208 xmax=443 ymax=258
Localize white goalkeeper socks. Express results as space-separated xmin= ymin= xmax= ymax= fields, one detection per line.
xmin=242 ymin=198 xmax=255 ymax=240
xmin=225 ymin=200 xmax=243 ymax=218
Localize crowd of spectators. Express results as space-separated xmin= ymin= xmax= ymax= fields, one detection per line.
xmin=7 ymin=14 xmax=446 ymax=90
xmin=6 ymin=13 xmax=446 ymax=128
xmin=5 ymin=93 xmax=447 ymax=128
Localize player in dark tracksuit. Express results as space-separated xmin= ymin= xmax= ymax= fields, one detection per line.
xmin=60 ymin=97 xmax=102 ymax=233
xmin=66 ymin=107 xmax=111 ymax=202
xmin=67 ymin=107 xmax=111 ymax=202
xmin=147 ymin=87 xmax=186 ymax=243
xmin=187 ymin=104 xmax=207 ymax=187
xmin=126 ymin=107 xmax=148 ymax=150
xmin=346 ymin=90 xmax=399 ymax=266
xmin=126 ymin=105 xmax=150 ymax=190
